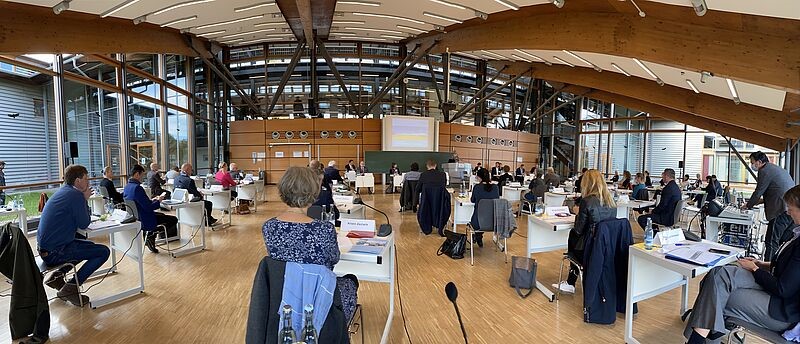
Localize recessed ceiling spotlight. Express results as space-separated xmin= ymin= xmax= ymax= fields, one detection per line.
xmin=551 ymin=0 xmax=564 ymax=8
xmin=691 ymin=0 xmax=707 ymax=16
xmin=52 ymin=0 xmax=72 ymax=14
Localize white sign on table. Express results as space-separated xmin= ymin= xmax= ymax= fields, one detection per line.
xmin=333 ymin=195 xmax=354 ymax=204
xmin=341 ymin=219 xmax=376 ymax=232
xmin=654 ymin=227 xmax=686 ymax=246
xmin=545 ymin=206 xmax=571 ymax=216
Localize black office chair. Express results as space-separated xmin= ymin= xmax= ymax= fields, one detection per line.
xmin=725 ymin=317 xmax=792 ymax=344
xmin=307 ymin=205 xmax=324 ymax=221
xmin=466 ymin=199 xmax=510 ymax=266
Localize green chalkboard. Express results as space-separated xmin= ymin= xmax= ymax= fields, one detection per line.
xmin=365 ymin=151 xmax=455 ymax=173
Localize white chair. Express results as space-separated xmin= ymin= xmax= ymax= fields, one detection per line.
xmin=170 ymin=201 xmax=206 ymax=256
xmin=544 ymin=192 xmax=567 ymax=208
xmin=237 ymin=184 xmax=258 ymax=212
xmin=682 ymin=193 xmax=707 ymax=231
xmin=355 ymin=173 xmax=374 ymax=194
xmin=345 ymin=171 xmax=357 ymax=184
xmin=206 ymin=189 xmax=232 ymax=227
xmin=192 ymin=177 xmax=203 ymax=190
xmin=253 ymin=180 xmax=265 ymax=202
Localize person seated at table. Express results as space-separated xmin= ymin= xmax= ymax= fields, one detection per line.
xmin=680 ymin=174 xmax=692 ymax=189
xmin=543 ymin=167 xmax=560 ymax=188
xmin=470 ymin=168 xmax=499 ymax=247
xmin=472 ymin=162 xmax=484 ymax=175
xmin=229 ymin=163 xmax=244 ymax=181
xmin=529 ymin=165 xmax=537 ymax=175
xmin=148 ymin=163 xmax=170 ymax=199
xmin=691 ymin=175 xmax=716 ymax=206
xmin=403 ymin=162 xmax=421 ymax=183
xmin=575 ymin=167 xmax=588 ymax=193
xmin=344 ymin=160 xmax=356 ymax=172
xmin=100 ymin=166 xmax=124 ymax=204
xmin=690 ymin=173 xmax=703 ymax=190
xmin=515 ymin=164 xmax=526 ymax=183
xmin=611 ymin=170 xmax=620 ymax=183
xmin=388 ymin=162 xmax=400 ymax=176
xmin=711 ymin=175 xmax=723 ymax=196
xmin=525 ymin=173 xmax=547 ymax=202
xmin=323 ymin=160 xmax=344 ymax=187
xmin=124 ymin=164 xmax=177 ymax=254
xmin=491 ymin=162 xmax=503 ymax=181
xmin=356 ymin=161 xmax=369 ymax=175
xmin=632 ymin=173 xmax=647 ymax=201
xmin=386 ymin=162 xmax=401 ymax=193
xmin=174 ymin=163 xmax=217 ymax=226
xmin=682 ymin=185 xmax=800 ymax=344
xmin=637 ymin=168 xmax=681 ymax=230
xmin=644 ymin=170 xmax=653 ymax=187
xmin=37 ymin=164 xmax=110 ymax=307
xmin=165 ymin=165 xmax=180 ymax=180
xmin=215 ymin=162 xmax=238 ymax=199
xmin=309 ymin=160 xmax=340 ymax=220
xmin=553 ymin=169 xmax=616 ymax=294
xmin=261 ymin=166 xmax=358 ymax=322
xmin=497 ymin=166 xmax=515 ymax=193
xmin=619 ymin=170 xmax=633 ymax=190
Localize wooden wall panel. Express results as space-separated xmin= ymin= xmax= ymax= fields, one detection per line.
xmin=488 ymin=128 xmax=517 ymax=141
xmin=230 ymin=132 xmax=265 ymax=146
xmin=338 ymin=145 xmax=359 ymax=158
xmin=517 ymin=142 xmax=539 ymax=153
xmin=517 ymin=132 xmax=539 ymax=143
xmin=265 ymin=119 xmax=314 ymax=131
xmin=450 ymin=123 xmax=487 ymax=137
xmin=438 ymin=122 xmax=451 ymax=135
xmin=314 ymin=118 xmax=363 ymax=131
xmin=229 ymin=145 xmax=264 ymax=158
xmin=230 ymin=120 xmax=264 ymax=133
xmin=362 ymin=132 xmax=382 ymax=145
xmin=362 ymin=119 xmax=381 ymax=132
xmin=363 ymin=145 xmax=381 ymax=153
xmin=318 ymin=145 xmax=339 ymax=157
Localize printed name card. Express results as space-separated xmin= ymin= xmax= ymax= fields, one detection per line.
xmin=654 ymin=227 xmax=686 ymax=246
xmin=545 ymin=206 xmax=571 ymax=216
xmin=552 ymin=187 xmax=565 ymax=193
xmin=341 ymin=219 xmax=376 ymax=232
xmin=333 ymin=195 xmax=354 ymax=204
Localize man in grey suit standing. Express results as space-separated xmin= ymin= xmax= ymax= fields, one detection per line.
xmin=745 ymin=151 xmax=795 ymax=261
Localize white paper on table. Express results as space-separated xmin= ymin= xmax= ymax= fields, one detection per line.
xmin=88 ymin=220 xmax=118 ymax=230
xmin=665 ymin=246 xmax=725 ymax=266
xmin=209 ymin=185 xmax=223 ymax=191
xmin=545 ymin=206 xmax=571 ymax=216
xmin=109 ymin=209 xmax=129 ymax=222
xmin=333 ymin=195 xmax=354 ymax=204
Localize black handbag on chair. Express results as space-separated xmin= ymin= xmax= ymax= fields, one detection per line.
xmin=437 ymin=230 xmax=466 ymax=259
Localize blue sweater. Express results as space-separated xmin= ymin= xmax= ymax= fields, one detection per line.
xmin=37 ymin=185 xmax=90 ymax=251
xmin=123 ymin=178 xmax=160 ymax=231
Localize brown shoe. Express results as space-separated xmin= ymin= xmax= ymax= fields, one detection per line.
xmin=44 ymin=271 xmax=66 ymax=291
xmin=57 ymin=283 xmax=89 ymax=307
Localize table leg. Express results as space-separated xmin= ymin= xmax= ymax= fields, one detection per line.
xmin=379 ymin=245 xmax=396 ymax=344
xmin=90 ymin=228 xmax=145 ymax=308
xmin=680 ymin=276 xmax=689 ymax=315
xmin=625 ymin=252 xmax=638 ymax=344
xmin=535 ymin=280 xmax=556 ymax=302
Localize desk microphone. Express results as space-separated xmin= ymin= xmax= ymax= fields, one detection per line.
xmin=445 ymin=282 xmax=468 ymax=344
xmin=353 ymin=198 xmax=392 ymax=237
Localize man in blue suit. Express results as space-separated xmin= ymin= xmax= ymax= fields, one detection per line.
xmin=124 ymin=164 xmax=178 ymax=254
xmin=638 ymin=168 xmax=681 ymax=230
xmin=174 ymin=163 xmax=217 ymax=226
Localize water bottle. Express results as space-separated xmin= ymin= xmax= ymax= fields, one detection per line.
xmin=644 ymin=217 xmax=654 ymax=250
xmin=459 ymin=182 xmax=465 ymax=197
xmin=279 ymin=305 xmax=296 ymax=344
xmin=328 ymin=203 xmax=335 ymax=224
xmin=535 ymin=197 xmax=544 ymax=216
xmin=105 ymin=199 xmax=115 ymax=215
xmin=300 ymin=304 xmax=318 ymax=344
xmin=16 ymin=195 xmax=24 ymax=210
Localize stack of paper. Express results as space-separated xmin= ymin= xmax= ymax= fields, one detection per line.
xmin=349 ymin=238 xmax=388 ymax=254
xmin=665 ymin=246 xmax=725 ymax=267
xmin=88 ymin=220 xmax=118 ymax=230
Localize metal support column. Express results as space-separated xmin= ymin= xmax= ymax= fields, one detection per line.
xmin=361 ymin=42 xmax=437 ymax=117
xmin=450 ymin=68 xmax=530 ymax=123
xmin=510 ymin=80 xmax=517 ymax=130
xmin=424 ymin=55 xmax=442 ymax=106
xmin=474 ymin=60 xmax=486 ymax=126
xmin=399 ymin=45 xmax=408 ymax=115
xmin=317 ymin=38 xmax=359 ymax=114
xmin=53 ymin=54 xmax=67 ymax=176
xmin=722 ymin=135 xmax=758 ymax=180
xmin=158 ymin=54 xmax=169 ymax=170
xmin=309 ymin=33 xmax=318 ymax=118
xmin=266 ymin=42 xmax=306 ymax=115
xmin=442 ymin=52 xmax=450 ymax=122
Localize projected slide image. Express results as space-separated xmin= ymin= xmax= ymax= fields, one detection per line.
xmin=391 ymin=118 xmax=430 ymax=148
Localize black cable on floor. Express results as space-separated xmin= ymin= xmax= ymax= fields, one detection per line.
xmin=394 ymin=250 xmax=413 ymax=344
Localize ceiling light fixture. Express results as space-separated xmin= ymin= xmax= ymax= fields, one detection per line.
xmin=161 ymin=15 xmax=198 ymax=27
xmin=480 ymin=50 xmax=506 ymax=60
xmin=551 ymin=0 xmax=564 ymax=8
xmin=726 ymin=78 xmax=741 ymax=104
xmin=429 ymin=0 xmax=466 ymax=10
xmin=152 ymin=0 xmax=213 ymax=16
xmin=333 ymin=32 xmax=357 ymax=36
xmin=234 ymin=2 xmax=276 ymax=12
xmin=221 ymin=38 xmax=244 ymax=44
xmin=381 ymin=34 xmax=407 ymax=40
xmin=423 ymin=12 xmax=463 ymax=24
xmin=352 ymin=12 xmax=426 ymax=25
xmin=700 ymin=70 xmax=713 ymax=83
xmin=133 ymin=15 xmax=147 ymax=24
xmin=397 ymin=25 xmax=427 ymax=33
xmin=338 ymin=0 xmax=381 ymax=6
xmin=253 ymin=22 xmax=285 ymax=27
xmin=249 ymin=75 xmax=265 ymax=79
xmin=195 ymin=14 xmax=264 ymax=30
xmin=197 ymin=30 xmax=226 ymax=37
xmin=510 ymin=54 xmax=532 ymax=63
xmin=496 ymin=0 xmax=520 ymax=10
xmin=610 ymin=63 xmax=630 ymax=76
xmin=552 ymin=56 xmax=575 ymax=67
xmin=629 ymin=0 xmax=646 ymax=17
xmin=52 ymin=0 xmax=72 ymax=15
xmin=563 ymin=50 xmax=602 ymax=72
xmin=100 ymin=0 xmax=139 ymax=17
xmin=633 ymin=58 xmax=664 ymax=85
xmin=685 ymin=79 xmax=700 ymax=93
xmin=220 ymin=28 xmax=276 ymax=39
xmin=331 ymin=20 xmax=366 ymax=25
xmin=514 ymin=49 xmax=552 ymax=65
xmin=345 ymin=27 xmax=403 ymax=34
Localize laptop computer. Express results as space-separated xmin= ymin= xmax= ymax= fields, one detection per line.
xmin=162 ymin=188 xmax=187 ymax=206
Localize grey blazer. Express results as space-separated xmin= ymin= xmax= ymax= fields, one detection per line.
xmin=543 ymin=173 xmax=561 ymax=188
xmin=746 ymin=162 xmax=795 ymax=220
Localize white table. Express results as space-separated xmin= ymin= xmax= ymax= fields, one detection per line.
xmin=501 ymin=186 xmax=526 ymax=204
xmin=526 ymin=214 xmax=576 ymax=301
xmin=704 ymin=211 xmax=756 ymax=243
xmin=337 ymin=203 xmax=366 ymax=220
xmin=616 ymin=200 xmax=656 ymax=220
xmin=452 ymin=195 xmax=474 ymax=232
xmin=162 ymin=201 xmax=207 ymax=258
xmin=624 ymin=241 xmax=744 ymax=344
xmin=335 ymin=233 xmax=395 ymax=344
xmin=355 ymin=174 xmax=375 ymax=194
xmin=0 ymin=207 xmax=28 ymax=235
xmin=201 ymin=188 xmax=232 ymax=227
xmin=77 ymin=221 xmax=144 ymax=309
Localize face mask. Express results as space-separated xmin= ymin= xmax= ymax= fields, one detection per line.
xmin=750 ymin=163 xmax=759 ymax=171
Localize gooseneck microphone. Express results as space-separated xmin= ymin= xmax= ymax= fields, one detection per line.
xmin=445 ymin=282 xmax=468 ymax=344
xmin=353 ymin=198 xmax=392 ymax=237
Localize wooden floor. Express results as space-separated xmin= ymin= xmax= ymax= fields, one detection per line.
xmin=0 ymin=187 xmax=769 ymax=343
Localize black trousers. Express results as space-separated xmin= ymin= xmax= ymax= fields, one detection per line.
xmin=202 ymin=200 xmax=215 ymax=222
xmin=154 ymin=212 xmax=178 ymax=234
xmin=567 ymin=249 xmax=584 ymax=285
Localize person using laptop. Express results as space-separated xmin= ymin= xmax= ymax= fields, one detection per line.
xmin=124 ymin=164 xmax=177 ymax=254
xmin=37 ymin=164 xmax=110 ymax=307
xmin=174 ymin=163 xmax=217 ymax=226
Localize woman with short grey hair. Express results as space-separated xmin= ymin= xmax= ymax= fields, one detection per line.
xmin=261 ymin=166 xmax=358 ymax=322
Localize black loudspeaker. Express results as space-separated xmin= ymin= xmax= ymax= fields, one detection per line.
xmin=64 ymin=142 xmax=79 ymax=158
xmin=678 ymin=160 xmax=684 ymax=168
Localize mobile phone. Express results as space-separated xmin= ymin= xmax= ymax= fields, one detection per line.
xmin=160 ymin=192 xmax=167 ymax=197
xmin=709 ymin=248 xmax=731 ymax=255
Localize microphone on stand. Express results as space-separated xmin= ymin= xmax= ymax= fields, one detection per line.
xmin=445 ymin=282 xmax=468 ymax=344
xmin=353 ymin=198 xmax=392 ymax=237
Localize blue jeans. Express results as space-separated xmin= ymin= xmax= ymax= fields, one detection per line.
xmin=42 ymin=239 xmax=110 ymax=285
